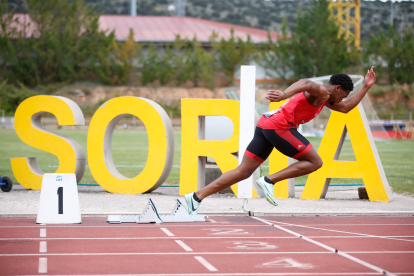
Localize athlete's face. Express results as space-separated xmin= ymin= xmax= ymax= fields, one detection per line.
xmin=329 ymin=85 xmax=350 ymax=106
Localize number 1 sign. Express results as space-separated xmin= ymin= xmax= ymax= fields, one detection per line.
xmin=36 ymin=173 xmax=81 ymax=224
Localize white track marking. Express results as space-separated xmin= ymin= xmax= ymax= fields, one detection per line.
xmin=227 ymin=241 xmax=277 ymax=250
xmin=38 ymin=257 xmax=47 ymax=273
xmin=208 ymin=219 xmax=218 ymax=223
xmin=0 ymin=236 xmax=413 ymax=241
xmin=175 ymin=240 xmax=194 ymax=251
xmin=39 ymin=241 xmax=47 ymax=253
xmin=2 ymin=251 xmax=413 ymax=257
xmin=205 ymin=228 xmax=249 ymax=235
xmin=1 ymin=223 xmax=412 ymax=228
xmin=175 ymin=240 xmax=193 ymax=251
xmin=13 ymin=273 xmax=414 ymax=276
xmin=253 ymin=217 xmax=398 ymax=276
xmin=40 ymin=228 xmax=46 ymax=238
xmin=194 ymin=256 xmax=218 ymax=271
xmin=160 ymin=228 xmax=175 ymax=237
xmin=264 ymin=218 xmax=414 ymax=243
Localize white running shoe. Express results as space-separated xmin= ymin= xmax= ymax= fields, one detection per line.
xmin=184 ymin=192 xmax=201 ymax=215
xmin=256 ymin=176 xmax=278 ymax=206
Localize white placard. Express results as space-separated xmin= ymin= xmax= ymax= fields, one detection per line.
xmin=238 ymin=66 xmax=256 ymax=198
xmin=36 ymin=173 xmax=81 ymax=224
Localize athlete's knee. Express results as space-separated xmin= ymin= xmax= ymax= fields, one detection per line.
xmin=235 ymin=167 xmax=254 ymax=181
xmin=312 ymin=157 xmax=323 ymax=171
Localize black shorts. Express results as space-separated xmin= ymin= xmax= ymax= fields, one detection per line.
xmin=245 ymin=126 xmax=313 ymax=163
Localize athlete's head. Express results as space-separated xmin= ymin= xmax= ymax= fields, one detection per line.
xmin=326 ymin=73 xmax=353 ymax=106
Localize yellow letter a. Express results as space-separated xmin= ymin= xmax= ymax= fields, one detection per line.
xmin=301 ymin=103 xmax=393 ymax=202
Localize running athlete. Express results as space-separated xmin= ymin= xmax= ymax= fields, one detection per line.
xmin=185 ymin=67 xmax=376 ymax=214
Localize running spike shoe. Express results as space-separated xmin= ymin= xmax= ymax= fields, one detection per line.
xmin=184 ymin=192 xmax=201 ymax=215
xmin=256 ymin=176 xmax=278 ymax=206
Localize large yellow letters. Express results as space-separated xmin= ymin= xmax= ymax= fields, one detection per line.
xmin=10 ymin=95 xmax=392 ymax=201
xmin=11 ymin=96 xmax=86 ymax=190
xmin=87 ymin=97 xmax=174 ymax=194
xmin=179 ymin=99 xmax=243 ymax=196
xmin=301 ymin=104 xmax=393 ymax=202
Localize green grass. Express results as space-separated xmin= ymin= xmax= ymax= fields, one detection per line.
xmin=1 ymin=129 xmax=413 ymax=194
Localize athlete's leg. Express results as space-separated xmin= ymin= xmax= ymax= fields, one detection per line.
xmin=267 ymin=147 xmax=322 ymax=183
xmin=195 ymin=155 xmax=261 ymax=200
xmin=260 ymin=128 xmax=323 ymax=184
xmin=195 ymin=127 xmax=273 ymax=201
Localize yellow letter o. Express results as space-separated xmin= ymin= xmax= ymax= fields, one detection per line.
xmin=87 ymin=97 xmax=174 ymax=194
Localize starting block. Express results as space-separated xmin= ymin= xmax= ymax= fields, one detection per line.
xmin=107 ymin=198 xmax=206 ymax=224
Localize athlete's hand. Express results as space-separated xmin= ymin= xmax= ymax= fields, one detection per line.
xmin=266 ymin=90 xmax=285 ymax=102
xmin=364 ymin=66 xmax=376 ymax=88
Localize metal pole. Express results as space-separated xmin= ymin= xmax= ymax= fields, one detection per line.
xmin=130 ymin=0 xmax=136 ymax=17
xmin=390 ymin=0 xmax=393 ymax=26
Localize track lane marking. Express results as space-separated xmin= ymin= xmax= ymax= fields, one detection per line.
xmin=2 ymin=251 xmax=413 ymax=256
xmin=1 ymin=223 xmax=412 ymax=228
xmin=263 ymin=218 xmax=414 ymax=243
xmin=8 ymin=273 xmax=399 ymax=276
xmin=40 ymin=228 xmax=46 ymax=238
xmin=38 ymin=257 xmax=47 ymax=273
xmin=253 ymin=217 xmax=398 ymax=276
xmin=175 ymin=240 xmax=193 ymax=251
xmin=1 ymin=236 xmax=413 ymax=241
xmin=194 ymin=256 xmax=218 ymax=271
xmin=39 ymin=241 xmax=47 ymax=253
xmin=160 ymin=228 xmax=175 ymax=236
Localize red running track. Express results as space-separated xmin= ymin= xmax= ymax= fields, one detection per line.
xmin=0 ymin=215 xmax=414 ymax=275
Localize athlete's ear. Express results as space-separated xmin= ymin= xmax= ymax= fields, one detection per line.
xmin=334 ymin=85 xmax=339 ymax=92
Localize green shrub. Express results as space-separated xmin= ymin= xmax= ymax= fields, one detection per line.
xmin=0 ymin=81 xmax=37 ymax=115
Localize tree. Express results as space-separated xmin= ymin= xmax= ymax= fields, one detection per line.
xmin=172 ymin=35 xmax=190 ymax=86
xmin=364 ymin=26 xmax=414 ymax=84
xmin=140 ymin=44 xmax=159 ymax=85
xmin=95 ymin=29 xmax=140 ymax=85
xmin=215 ymin=29 xmax=254 ymax=84
xmin=1 ymin=0 xmax=115 ymax=86
xmin=291 ymin=0 xmax=351 ymax=78
xmin=158 ymin=44 xmax=174 ymax=85
xmin=258 ymin=16 xmax=292 ymax=85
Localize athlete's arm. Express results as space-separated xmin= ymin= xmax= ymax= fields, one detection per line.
xmin=266 ymin=79 xmax=328 ymax=102
xmin=326 ymin=67 xmax=376 ymax=114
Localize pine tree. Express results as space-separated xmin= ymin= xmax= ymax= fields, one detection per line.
xmin=291 ymin=0 xmax=351 ymax=78
xmin=258 ymin=16 xmax=292 ymax=85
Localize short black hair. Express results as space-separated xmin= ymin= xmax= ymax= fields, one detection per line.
xmin=329 ymin=73 xmax=354 ymax=92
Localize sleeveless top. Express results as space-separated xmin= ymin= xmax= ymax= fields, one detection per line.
xmin=257 ymin=92 xmax=327 ymax=130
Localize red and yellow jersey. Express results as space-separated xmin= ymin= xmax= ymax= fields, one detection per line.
xmin=257 ymin=92 xmax=327 ymax=130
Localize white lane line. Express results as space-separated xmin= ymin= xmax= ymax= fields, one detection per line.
xmin=160 ymin=228 xmax=175 ymax=237
xmin=253 ymin=217 xmax=398 ymax=276
xmin=194 ymin=256 xmax=218 ymax=272
xmin=4 ymin=273 xmax=397 ymax=276
xmin=1 ymin=236 xmax=413 ymax=241
xmin=0 ymin=224 xmax=271 ymax=228
xmin=12 ymin=273 xmax=412 ymax=276
xmin=38 ymin=257 xmax=47 ymax=273
xmin=40 ymin=228 xmax=46 ymax=238
xmin=175 ymin=240 xmax=193 ymax=251
xmin=39 ymin=241 xmax=47 ymax=253
xmin=264 ymin=218 xmax=414 ymax=243
xmin=208 ymin=219 xmax=218 ymax=223
xmin=1 ymin=251 xmax=413 ymax=257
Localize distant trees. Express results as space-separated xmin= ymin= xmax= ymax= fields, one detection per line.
xmin=0 ymin=0 xmax=114 ymax=86
xmin=1 ymin=0 xmax=413 ymax=98
xmin=364 ymin=26 xmax=414 ymax=85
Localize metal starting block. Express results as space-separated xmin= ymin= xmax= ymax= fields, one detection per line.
xmin=107 ymin=198 xmax=206 ymax=224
